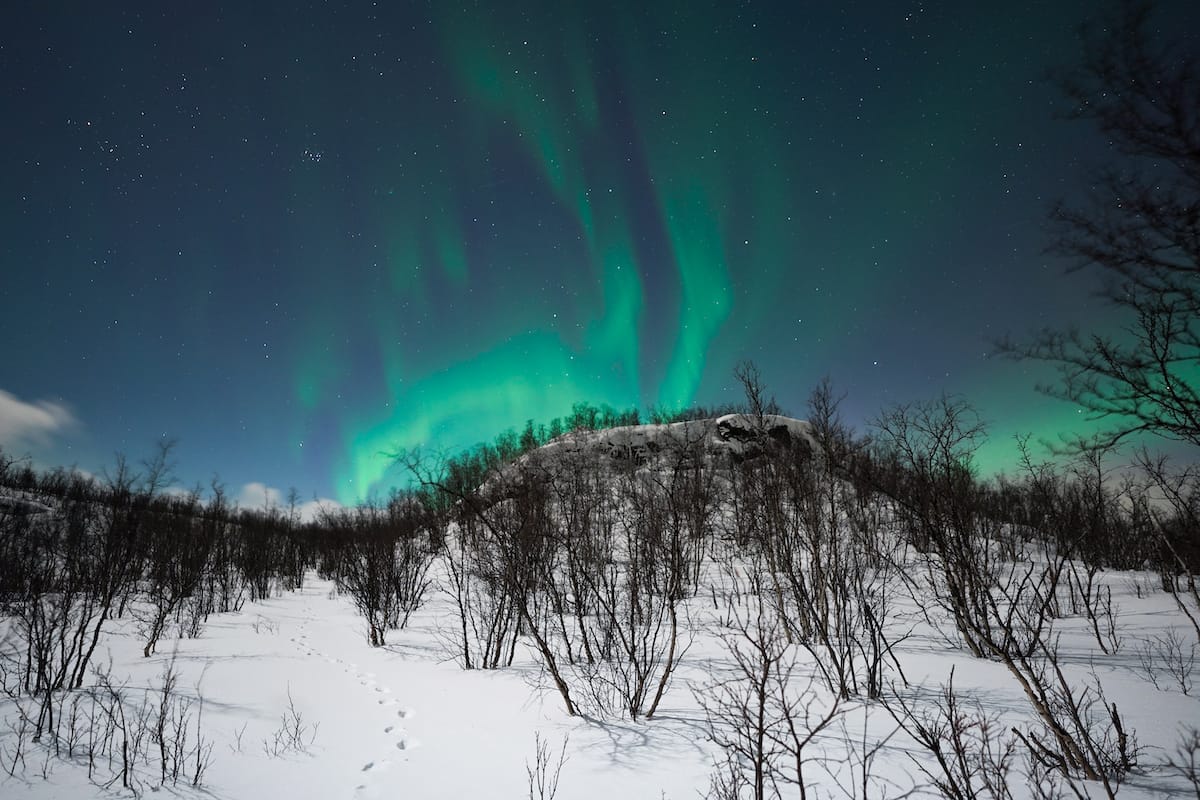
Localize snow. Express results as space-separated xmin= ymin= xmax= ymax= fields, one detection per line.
xmin=2 ymin=559 xmax=1198 ymax=799
xmin=0 ymin=572 xmax=712 ymax=799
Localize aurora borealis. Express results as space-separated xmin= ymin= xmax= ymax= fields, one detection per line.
xmin=3 ymin=1 xmax=1195 ymax=503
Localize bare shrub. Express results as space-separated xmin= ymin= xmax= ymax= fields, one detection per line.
xmin=10 ymin=656 xmax=218 ymax=795
xmin=1163 ymin=727 xmax=1200 ymax=799
xmin=727 ymin=380 xmax=905 ymax=701
xmin=570 ymin=464 xmax=694 ymax=719
xmin=322 ymin=494 xmax=436 ymax=647
xmin=872 ymin=397 xmax=1065 ymax=663
xmin=526 ymin=731 xmax=569 ymax=800
xmin=262 ymin=686 xmax=318 ymax=758
xmin=401 ymin=442 xmax=694 ymax=720
xmin=1066 ymin=561 xmax=1121 ymax=655
xmin=872 ymin=398 xmax=1137 ymax=797
xmin=885 ymin=671 xmax=1018 ymax=800
xmin=1136 ymin=452 xmax=1200 ymax=644
xmin=697 ymin=596 xmax=842 ymax=800
xmin=1136 ymin=630 xmax=1196 ymax=696
xmin=1009 ymin=644 xmax=1138 ymax=799
xmin=818 ymin=708 xmax=909 ymax=800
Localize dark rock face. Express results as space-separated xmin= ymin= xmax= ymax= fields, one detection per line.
xmin=715 ymin=418 xmax=758 ymax=444
xmin=713 ymin=414 xmax=817 ymax=464
xmin=716 ymin=416 xmax=801 ymax=445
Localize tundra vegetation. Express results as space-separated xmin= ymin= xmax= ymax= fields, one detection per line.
xmin=1 ymin=3 xmax=1198 ymax=796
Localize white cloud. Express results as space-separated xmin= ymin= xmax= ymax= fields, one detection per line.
xmin=0 ymin=388 xmax=77 ymax=448
xmin=236 ymin=481 xmax=341 ymax=523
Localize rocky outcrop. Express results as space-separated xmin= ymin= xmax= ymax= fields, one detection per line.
xmin=531 ymin=414 xmax=817 ymax=471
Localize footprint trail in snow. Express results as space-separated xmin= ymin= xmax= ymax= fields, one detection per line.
xmin=285 ymin=601 xmax=419 ymax=798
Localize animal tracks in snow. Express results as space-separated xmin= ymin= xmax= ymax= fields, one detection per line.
xmin=353 ymin=712 xmax=419 ymax=797
xmin=280 ymin=611 xmax=419 ymax=796
xmin=355 ymin=678 xmax=419 ymax=793
xmin=387 ymin=729 xmax=417 ymax=753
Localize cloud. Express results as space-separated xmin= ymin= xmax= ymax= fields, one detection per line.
xmin=0 ymin=388 xmax=77 ymax=448
xmin=236 ymin=481 xmax=341 ymax=523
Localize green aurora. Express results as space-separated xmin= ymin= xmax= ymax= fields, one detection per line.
xmin=4 ymin=1 xmax=1184 ymax=503
xmin=299 ymin=3 xmax=1131 ymax=502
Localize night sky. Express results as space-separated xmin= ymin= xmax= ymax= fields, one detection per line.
xmin=3 ymin=1 xmax=1194 ymax=505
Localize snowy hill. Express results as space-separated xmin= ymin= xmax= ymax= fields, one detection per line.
xmin=3 ymin=431 xmax=1200 ymax=800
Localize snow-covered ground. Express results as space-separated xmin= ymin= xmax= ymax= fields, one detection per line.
xmin=0 ymin=571 xmax=716 ymax=799
xmin=2 ymin=558 xmax=1197 ymax=799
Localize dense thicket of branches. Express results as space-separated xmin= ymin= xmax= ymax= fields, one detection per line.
xmin=314 ymin=495 xmax=437 ymax=646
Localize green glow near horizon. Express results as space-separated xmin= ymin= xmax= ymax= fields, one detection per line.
xmin=332 ymin=332 xmax=623 ymax=501
xmin=314 ymin=4 xmax=894 ymax=501
xmin=288 ymin=3 xmax=1132 ymax=504
xmin=319 ymin=7 xmax=661 ymax=501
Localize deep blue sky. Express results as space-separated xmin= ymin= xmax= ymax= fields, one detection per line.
xmin=2 ymin=1 xmax=1194 ymax=504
